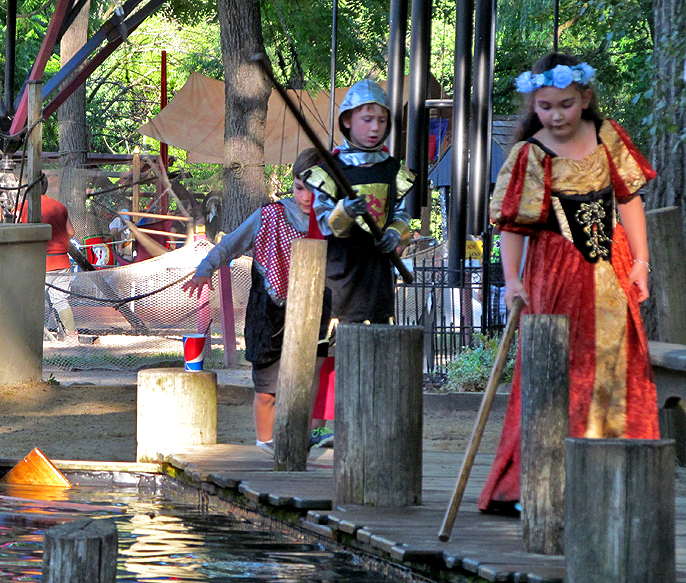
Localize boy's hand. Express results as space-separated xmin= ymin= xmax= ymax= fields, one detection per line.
xmin=376 ymin=228 xmax=401 ymax=254
xmin=343 ymin=195 xmax=367 ymax=218
xmin=182 ymin=276 xmax=213 ymax=298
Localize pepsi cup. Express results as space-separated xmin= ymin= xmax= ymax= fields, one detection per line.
xmin=183 ymin=334 xmax=206 ymax=371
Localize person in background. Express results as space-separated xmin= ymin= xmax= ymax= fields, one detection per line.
xmin=109 ymin=208 xmax=134 ymax=259
xmin=182 ymin=148 xmax=333 ymax=454
xmin=19 ymin=174 xmax=78 ymax=344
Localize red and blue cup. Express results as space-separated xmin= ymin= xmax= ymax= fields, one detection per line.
xmin=183 ymin=334 xmax=206 ymax=371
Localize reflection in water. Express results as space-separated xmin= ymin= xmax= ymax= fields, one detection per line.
xmin=0 ymin=481 xmax=402 ymax=582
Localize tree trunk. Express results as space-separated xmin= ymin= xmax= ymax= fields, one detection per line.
xmin=647 ymin=0 xmax=686 ymax=214
xmin=642 ymin=0 xmax=686 ymax=336
xmin=218 ymin=0 xmax=271 ymax=232
xmin=58 ymin=0 xmax=92 ymax=240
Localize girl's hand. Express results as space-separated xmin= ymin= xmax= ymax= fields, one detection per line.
xmin=182 ymin=276 xmax=214 ymax=298
xmin=504 ymin=278 xmax=530 ymax=310
xmin=628 ymin=261 xmax=650 ymax=303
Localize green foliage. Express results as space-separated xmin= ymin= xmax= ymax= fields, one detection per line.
xmin=86 ymin=15 xmax=223 ymax=154
xmin=444 ymin=333 xmax=517 ymax=392
xmin=494 ymin=0 xmax=655 ymax=148
xmin=409 ymin=188 xmax=445 ymax=242
xmin=0 ymin=0 xmax=671 ymax=166
xmin=260 ymin=0 xmax=391 ymax=90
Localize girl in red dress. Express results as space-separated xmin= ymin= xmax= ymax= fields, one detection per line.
xmin=480 ymin=52 xmax=659 ymax=514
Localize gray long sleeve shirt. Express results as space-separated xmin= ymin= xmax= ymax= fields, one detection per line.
xmin=193 ymin=197 xmax=308 ymax=278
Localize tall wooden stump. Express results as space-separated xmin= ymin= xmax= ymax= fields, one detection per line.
xmin=566 ymin=438 xmax=675 ymax=583
xmin=42 ymin=518 xmax=117 ymax=583
xmin=334 ymin=324 xmax=423 ymax=507
xmin=520 ymin=314 xmax=569 ymax=555
xmin=137 ymin=368 xmax=217 ymax=462
xmin=273 ymin=239 xmax=326 ymax=471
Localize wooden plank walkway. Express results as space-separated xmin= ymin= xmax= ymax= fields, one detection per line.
xmin=159 ymin=444 xmax=685 ymax=582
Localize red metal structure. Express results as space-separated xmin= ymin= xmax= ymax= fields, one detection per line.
xmin=5 ymin=0 xmax=164 ymax=141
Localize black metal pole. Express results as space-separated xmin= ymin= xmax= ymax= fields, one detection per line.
xmin=406 ymin=0 xmax=432 ymax=218
xmin=553 ymin=0 xmax=559 ymax=52
xmin=2 ymin=0 xmax=18 ymax=118
xmin=386 ymin=0 xmax=408 ymax=159
xmin=448 ymin=0 xmax=474 ymax=286
xmin=467 ymin=0 xmax=497 ymax=237
xmin=328 ymin=0 xmax=339 ymax=150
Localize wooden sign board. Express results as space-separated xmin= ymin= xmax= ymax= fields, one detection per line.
xmin=0 ymin=448 xmax=71 ymax=487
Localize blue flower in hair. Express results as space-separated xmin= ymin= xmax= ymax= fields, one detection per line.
xmin=551 ymin=65 xmax=574 ymax=88
xmin=579 ymin=63 xmax=596 ymax=84
xmin=515 ymin=71 xmax=535 ymax=93
xmin=515 ymin=62 xmax=596 ymax=92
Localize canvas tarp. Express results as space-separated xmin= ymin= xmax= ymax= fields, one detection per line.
xmin=137 ymin=71 xmax=448 ymax=165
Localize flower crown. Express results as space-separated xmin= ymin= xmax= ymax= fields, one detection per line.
xmin=515 ymin=63 xmax=596 ymax=93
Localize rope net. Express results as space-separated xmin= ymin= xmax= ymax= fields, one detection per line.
xmin=43 ymin=240 xmax=254 ymax=372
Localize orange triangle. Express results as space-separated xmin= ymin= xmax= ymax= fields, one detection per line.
xmin=0 ymin=448 xmax=71 ymax=487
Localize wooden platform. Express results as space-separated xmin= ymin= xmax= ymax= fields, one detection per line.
xmin=157 ymin=444 xmax=686 ymax=582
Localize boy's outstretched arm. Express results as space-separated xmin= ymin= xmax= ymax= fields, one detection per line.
xmin=182 ymin=209 xmax=261 ymax=298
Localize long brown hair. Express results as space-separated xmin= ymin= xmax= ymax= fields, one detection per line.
xmin=515 ymin=52 xmax=604 ymax=142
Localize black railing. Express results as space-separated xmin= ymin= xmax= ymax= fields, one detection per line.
xmin=395 ymin=251 xmax=506 ymax=383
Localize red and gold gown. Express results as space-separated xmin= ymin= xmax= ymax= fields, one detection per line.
xmin=479 ymin=119 xmax=660 ymax=512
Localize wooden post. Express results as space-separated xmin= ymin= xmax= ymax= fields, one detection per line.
xmin=659 ymin=397 xmax=686 ymax=466
xmin=645 ymin=207 xmax=686 ymax=343
xmin=520 ymin=314 xmax=569 ymax=555
xmin=42 ymin=518 xmax=117 ymax=583
xmin=335 ymin=324 xmax=423 ymax=507
xmin=273 ymin=239 xmax=327 ymax=471
xmin=26 ymin=80 xmax=43 ymax=223
xmin=218 ymin=264 xmax=238 ymax=368
xmin=566 ymin=438 xmax=675 ymax=583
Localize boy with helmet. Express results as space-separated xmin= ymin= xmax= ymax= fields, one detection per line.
xmin=304 ymin=79 xmax=415 ymax=324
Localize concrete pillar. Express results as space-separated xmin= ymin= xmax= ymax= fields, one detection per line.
xmin=0 ymin=224 xmax=51 ymax=385
xmin=137 ymin=368 xmax=217 ymax=462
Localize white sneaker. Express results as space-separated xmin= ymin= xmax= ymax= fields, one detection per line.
xmin=256 ymin=439 xmax=274 ymax=455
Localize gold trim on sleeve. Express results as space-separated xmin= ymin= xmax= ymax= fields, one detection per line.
xmin=329 ymin=199 xmax=355 ymax=236
xmin=396 ymin=165 xmax=415 ymax=197
xmin=303 ymin=165 xmax=337 ymax=199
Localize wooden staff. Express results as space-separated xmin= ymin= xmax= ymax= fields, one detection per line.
xmin=438 ymin=296 xmax=525 ymax=541
xmin=251 ymin=53 xmax=414 ymax=285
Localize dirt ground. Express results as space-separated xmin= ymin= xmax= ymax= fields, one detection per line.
xmin=0 ymin=379 xmax=506 ymax=462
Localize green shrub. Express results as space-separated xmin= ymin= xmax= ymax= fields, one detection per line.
xmin=444 ymin=333 xmax=517 ymax=392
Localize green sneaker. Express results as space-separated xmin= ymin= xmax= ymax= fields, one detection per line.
xmin=310 ymin=427 xmax=334 ymax=448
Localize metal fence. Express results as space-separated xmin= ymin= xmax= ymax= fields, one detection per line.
xmin=395 ymin=246 xmax=506 ymax=382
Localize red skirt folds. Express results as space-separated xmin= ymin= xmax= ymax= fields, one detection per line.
xmin=478 ymin=226 xmax=660 ymax=511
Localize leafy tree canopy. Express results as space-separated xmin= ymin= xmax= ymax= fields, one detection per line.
xmin=1 ymin=0 xmax=659 ymax=154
